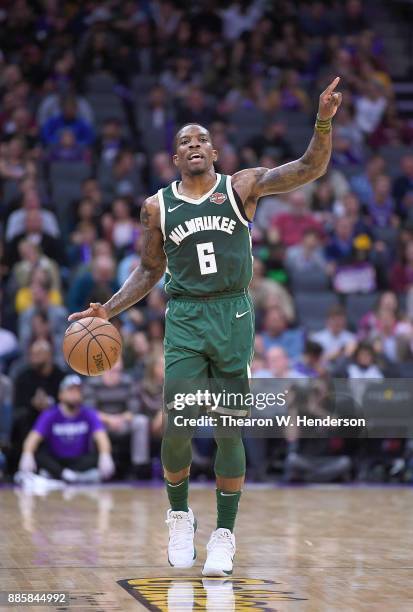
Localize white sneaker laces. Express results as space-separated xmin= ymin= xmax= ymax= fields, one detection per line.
xmin=166 ymin=513 xmax=194 ymax=551
xmin=208 ymin=530 xmax=235 ymax=556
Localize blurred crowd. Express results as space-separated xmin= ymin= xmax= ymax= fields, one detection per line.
xmin=1 ymin=0 xmax=413 ymax=485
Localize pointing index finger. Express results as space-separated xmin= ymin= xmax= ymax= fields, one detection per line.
xmin=324 ymin=76 xmax=340 ymax=94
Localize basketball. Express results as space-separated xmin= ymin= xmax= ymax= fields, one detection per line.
xmin=62 ymin=317 xmax=122 ymax=376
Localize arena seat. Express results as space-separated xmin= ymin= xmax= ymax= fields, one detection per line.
xmin=345 ymin=293 xmax=379 ymax=329
xmin=85 ymin=73 xmax=117 ymax=94
xmin=294 ymin=291 xmax=340 ymax=332
xmin=49 ymin=161 xmax=91 ymax=184
xmin=289 ymin=268 xmax=330 ymax=293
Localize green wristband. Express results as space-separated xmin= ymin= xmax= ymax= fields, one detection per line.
xmin=315 ymin=114 xmax=332 ymax=133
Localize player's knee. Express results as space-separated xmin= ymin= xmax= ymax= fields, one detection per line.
xmin=161 ymin=436 xmax=192 ymax=473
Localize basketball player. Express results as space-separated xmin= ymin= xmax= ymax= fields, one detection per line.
xmin=69 ymin=77 xmax=342 ymax=576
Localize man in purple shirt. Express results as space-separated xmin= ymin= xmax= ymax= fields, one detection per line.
xmin=18 ymin=375 xmax=115 ymax=483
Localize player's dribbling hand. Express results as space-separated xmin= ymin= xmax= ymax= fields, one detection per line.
xmin=68 ymin=302 xmax=108 ymax=322
xmin=318 ymin=76 xmax=342 ymax=120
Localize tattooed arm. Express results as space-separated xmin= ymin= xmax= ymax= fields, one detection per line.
xmin=232 ymin=77 xmax=342 ymax=220
xmin=68 ymin=194 xmax=166 ymax=321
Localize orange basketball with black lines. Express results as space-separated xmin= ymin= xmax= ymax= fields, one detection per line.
xmin=63 ymin=317 xmax=122 ymax=376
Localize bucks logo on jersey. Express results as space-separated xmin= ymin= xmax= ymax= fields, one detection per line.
xmin=158 ymin=174 xmax=253 ymax=297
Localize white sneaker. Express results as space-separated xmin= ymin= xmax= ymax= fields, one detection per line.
xmin=165 ymin=508 xmax=197 ymax=568
xmin=202 ymin=528 xmax=236 ymax=576
xmin=61 ymin=468 xmax=78 ymax=483
xmin=14 ymin=472 xmax=65 ymax=495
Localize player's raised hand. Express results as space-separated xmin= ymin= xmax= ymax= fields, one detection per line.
xmin=318 ymin=76 xmax=342 ymax=120
xmin=68 ymin=302 xmax=108 ymax=322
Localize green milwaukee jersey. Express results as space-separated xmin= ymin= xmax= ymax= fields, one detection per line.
xmin=158 ymin=173 xmax=253 ymax=297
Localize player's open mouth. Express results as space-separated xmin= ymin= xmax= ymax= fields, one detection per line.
xmin=188 ymin=153 xmax=203 ymax=160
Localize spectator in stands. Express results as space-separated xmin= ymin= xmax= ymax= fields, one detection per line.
xmin=5 ymin=208 xmax=63 ymax=267
xmin=136 ymin=349 xmax=165 ymax=455
xmin=18 ymin=273 xmax=67 ymax=363
xmin=285 ymin=228 xmax=329 ymax=278
xmin=81 ymin=178 xmax=104 ymax=212
xmin=272 ymin=190 xmax=323 ymax=247
xmin=78 ymin=28 xmax=115 ymax=81
xmin=300 ymin=1 xmax=333 ymax=37
xmin=101 ymin=197 xmax=140 ymax=255
xmin=366 ymin=174 xmax=396 ymax=230
xmin=341 ymin=0 xmax=367 ymax=34
xmin=346 ymin=342 xmax=384 ymax=381
xmin=266 ymin=346 xmax=298 ymax=378
xmin=41 ymin=95 xmax=95 ymax=147
xmin=248 ymin=258 xmax=295 ymax=324
xmin=70 ymin=196 xmax=102 ymax=244
xmin=284 ymin=378 xmax=353 ymax=483
xmin=345 ymin=342 xmax=384 ymax=406
xmin=0 ymin=371 xmax=12 ymax=479
xmin=10 ymin=339 xmax=64 ymax=471
xmin=48 ymin=129 xmax=90 ymax=163
xmin=333 ymin=192 xmax=369 ymax=235
xmin=103 ymin=149 xmax=143 ymax=201
xmin=0 ymin=312 xmax=19 ymax=372
xmin=18 ymin=375 xmax=115 ymax=483
xmin=261 ymin=306 xmax=304 ymax=360
xmin=220 ymin=0 xmax=264 ymax=40
xmin=83 ymin=359 xmax=150 ymax=478
xmin=67 ymin=222 xmax=98 ymax=269
xmin=247 ymin=120 xmax=294 ymax=164
xmin=354 ymin=81 xmax=388 ymax=140
xmin=138 ymin=85 xmax=175 ymax=156
xmin=350 ymin=155 xmax=386 ymax=206
xmin=332 ymin=106 xmax=364 ymax=167
xmin=143 ymin=287 xmax=167 ymax=322
xmin=310 ymin=178 xmax=336 ymax=218
xmin=325 ymin=217 xmax=355 ymax=264
xmin=37 ymin=81 xmax=94 ymax=127
xmin=0 ymin=373 xmax=13 ymax=447
xmin=5 ymin=187 xmax=60 ymax=242
xmin=177 ymin=86 xmax=216 ymax=126
xmin=390 ymin=241 xmax=413 ymax=293
xmin=245 ymin=346 xmax=296 ymax=482
xmin=0 ymin=137 xmax=31 ymax=187
xmin=15 ymin=265 xmax=62 ymax=314
xmin=10 ymin=240 xmax=61 ymax=297
xmin=67 ymin=254 xmax=118 ymax=313
xmin=160 ymin=55 xmax=200 ymax=100
xmin=293 ymin=340 xmax=325 ymax=378
xmin=311 ymin=305 xmax=357 ymax=366
xmin=367 ymin=308 xmax=412 ymax=363
xmin=149 ymin=151 xmax=179 ymax=192
xmin=276 ymin=69 xmax=311 ymax=113
xmin=95 ymin=118 xmax=129 ymax=166
xmin=358 ymin=292 xmax=401 ymax=339
xmin=124 ymin=331 xmax=150 ymax=381
xmin=393 ymin=154 xmax=413 ymax=212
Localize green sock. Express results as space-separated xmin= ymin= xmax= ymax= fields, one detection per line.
xmin=166 ymin=477 xmax=189 ymax=512
xmin=216 ymin=489 xmax=241 ymax=532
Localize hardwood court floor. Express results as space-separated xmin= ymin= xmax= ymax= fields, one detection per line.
xmin=1 ymin=484 xmax=412 ymax=611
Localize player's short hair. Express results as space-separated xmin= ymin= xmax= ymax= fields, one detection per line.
xmin=174 ymin=123 xmax=210 ymax=151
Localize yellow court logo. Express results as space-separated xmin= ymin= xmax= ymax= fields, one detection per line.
xmin=117 ymin=576 xmax=306 ymax=610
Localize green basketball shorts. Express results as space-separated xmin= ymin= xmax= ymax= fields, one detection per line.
xmin=164 ymin=290 xmax=254 ymax=417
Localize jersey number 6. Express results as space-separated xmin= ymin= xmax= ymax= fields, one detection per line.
xmin=196 ymin=242 xmax=217 ymax=275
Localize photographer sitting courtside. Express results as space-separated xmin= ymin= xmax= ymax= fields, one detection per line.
xmin=18 ymin=375 xmax=115 ymax=483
